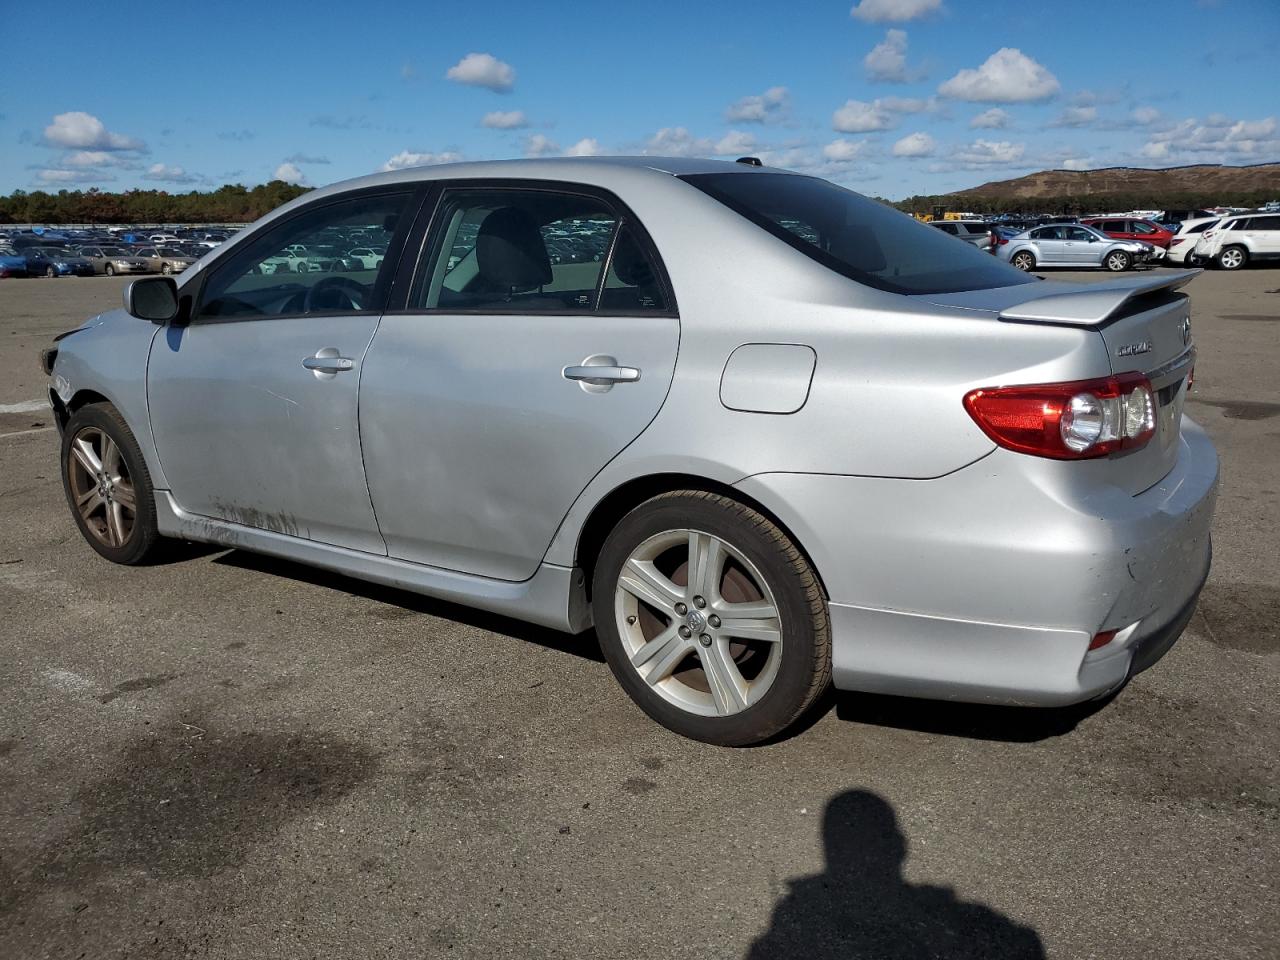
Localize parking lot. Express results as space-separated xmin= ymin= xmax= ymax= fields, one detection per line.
xmin=1 ymin=269 xmax=1277 ymax=958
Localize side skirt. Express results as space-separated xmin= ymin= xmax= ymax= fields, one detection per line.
xmin=154 ymin=491 xmax=592 ymax=632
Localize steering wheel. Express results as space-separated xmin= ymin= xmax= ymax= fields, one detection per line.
xmin=302 ymin=275 xmax=366 ymax=313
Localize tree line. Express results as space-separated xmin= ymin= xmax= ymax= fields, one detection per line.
xmin=894 ymin=188 xmax=1279 ymax=216
xmin=0 ymin=181 xmax=313 ymax=225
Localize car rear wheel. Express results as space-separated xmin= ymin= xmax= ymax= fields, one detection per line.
xmin=1012 ymin=251 xmax=1036 ymax=271
xmin=61 ymin=403 xmax=162 ymax=565
xmin=593 ymin=491 xmax=831 ymax=746
xmin=1105 ymin=251 xmax=1131 ymax=272
xmin=1217 ymin=245 xmax=1247 ymax=270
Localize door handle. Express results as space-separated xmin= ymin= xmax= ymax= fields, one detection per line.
xmin=563 ymin=364 xmax=641 ymax=384
xmin=303 ymin=356 xmax=354 ymax=372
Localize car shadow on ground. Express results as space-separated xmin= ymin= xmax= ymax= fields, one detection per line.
xmin=746 ymin=789 xmax=1045 ymax=959
xmin=834 ymin=689 xmax=1112 ymax=743
xmin=210 ymin=548 xmax=605 ymax=663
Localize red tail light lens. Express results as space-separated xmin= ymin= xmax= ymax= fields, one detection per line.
xmin=1089 ymin=629 xmax=1118 ymax=651
xmin=963 ymin=374 xmax=1156 ymax=459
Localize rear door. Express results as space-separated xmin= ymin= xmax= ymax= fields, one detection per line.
xmin=1246 ymin=214 xmax=1280 ymax=255
xmin=359 ymin=181 xmax=680 ymax=581
xmin=1030 ymin=226 xmax=1067 ymax=262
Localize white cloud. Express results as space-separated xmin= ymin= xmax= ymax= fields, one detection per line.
xmin=877 ymin=95 xmax=936 ymax=113
xmin=970 ymin=107 xmax=1010 ymax=129
xmin=1131 ymin=106 xmax=1161 ymax=125
xmin=1138 ymin=114 xmax=1279 ymax=163
xmin=1051 ymin=105 xmax=1097 ymax=128
xmin=892 ymin=132 xmax=936 ymax=157
xmin=36 ymin=169 xmax=110 ymax=184
xmin=564 ymin=138 xmax=602 ymax=157
xmin=524 ymin=133 xmax=560 ymax=157
xmin=283 ymin=152 xmax=331 ymax=164
xmin=63 ymin=150 xmax=114 ymax=168
xmin=823 ymin=138 xmax=868 ymax=162
xmin=379 ymin=150 xmax=464 ymax=172
xmin=1062 ymin=158 xmax=1093 ymax=171
xmin=482 ymin=110 xmax=529 ymax=129
xmin=832 ymin=99 xmax=895 ymax=132
xmin=145 ymin=163 xmax=200 ymax=184
xmin=445 ymin=52 xmax=515 ymax=92
xmin=865 ymin=29 xmax=910 ymax=82
xmin=726 ymin=86 xmax=789 ymax=123
xmin=645 ymin=127 xmax=714 ymax=157
xmin=714 ymin=130 xmax=759 ymax=156
xmin=272 ymin=163 xmax=306 ymax=185
xmin=938 ymin=48 xmax=1060 ymax=103
xmin=850 ymin=0 xmax=942 ymax=23
xmin=43 ymin=111 xmax=145 ymax=151
xmin=952 ymin=139 xmax=1026 ymax=165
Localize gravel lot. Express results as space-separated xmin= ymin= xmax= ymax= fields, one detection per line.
xmin=1 ymin=269 xmax=1277 ymax=959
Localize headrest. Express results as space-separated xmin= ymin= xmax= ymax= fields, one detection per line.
xmin=476 ymin=207 xmax=552 ymax=291
xmin=611 ymin=230 xmax=655 ymax=287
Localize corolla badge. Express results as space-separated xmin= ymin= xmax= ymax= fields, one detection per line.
xmin=1116 ymin=340 xmax=1153 ymax=358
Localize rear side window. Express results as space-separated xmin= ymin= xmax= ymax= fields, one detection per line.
xmin=411 ymin=187 xmax=669 ymax=314
xmin=1186 ymin=220 xmax=1218 ymax=234
xmin=1253 ymin=216 xmax=1280 ymax=231
xmin=683 ymin=173 xmax=1033 ymax=295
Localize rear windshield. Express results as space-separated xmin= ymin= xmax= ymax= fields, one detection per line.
xmin=682 ymin=172 xmax=1035 ymax=295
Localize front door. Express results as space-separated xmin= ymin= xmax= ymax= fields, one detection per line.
xmin=360 ymin=183 xmax=680 ymax=581
xmin=147 ymin=188 xmax=418 ymax=553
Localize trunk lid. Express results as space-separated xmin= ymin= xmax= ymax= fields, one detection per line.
xmin=918 ymin=272 xmax=1198 ymax=494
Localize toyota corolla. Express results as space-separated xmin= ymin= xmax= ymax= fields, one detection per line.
xmin=43 ymin=157 xmax=1218 ymax=745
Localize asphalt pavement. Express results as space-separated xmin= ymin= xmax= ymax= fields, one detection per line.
xmin=1 ymin=268 xmax=1277 ymax=959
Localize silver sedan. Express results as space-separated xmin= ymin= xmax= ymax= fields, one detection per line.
xmin=998 ymin=223 xmax=1153 ymax=272
xmin=42 ymin=158 xmax=1217 ymax=745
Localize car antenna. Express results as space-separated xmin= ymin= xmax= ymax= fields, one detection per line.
xmin=735 ymin=156 xmax=763 ymax=167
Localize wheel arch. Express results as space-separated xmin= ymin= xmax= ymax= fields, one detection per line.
xmin=49 ymin=387 xmax=112 ymax=431
xmin=573 ymin=472 xmax=829 ymax=602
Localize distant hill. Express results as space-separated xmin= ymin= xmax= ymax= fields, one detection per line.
xmin=957 ymin=163 xmax=1280 ymax=199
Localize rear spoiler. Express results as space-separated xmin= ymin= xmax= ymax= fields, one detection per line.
xmin=999 ymin=270 xmax=1201 ymax=326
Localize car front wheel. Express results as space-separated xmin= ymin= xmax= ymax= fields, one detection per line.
xmin=61 ymin=403 xmax=163 ymax=565
xmin=593 ymin=491 xmax=831 ymax=746
xmin=1105 ymin=251 xmax=1132 ymax=272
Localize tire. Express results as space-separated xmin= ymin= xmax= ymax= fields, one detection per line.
xmin=1217 ymin=245 xmax=1247 ymax=271
xmin=161 ymin=263 xmax=172 ymax=275
xmin=1105 ymin=250 xmax=1131 ymax=272
xmin=46 ymin=266 xmax=56 ymax=278
xmin=60 ymin=403 xmax=162 ymax=565
xmin=592 ymin=491 xmax=831 ymax=746
xmin=104 ymin=264 xmax=115 ymax=277
xmin=1012 ymin=251 xmax=1036 ymax=271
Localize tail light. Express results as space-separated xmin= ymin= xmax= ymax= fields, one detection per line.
xmin=963 ymin=373 xmax=1156 ymax=460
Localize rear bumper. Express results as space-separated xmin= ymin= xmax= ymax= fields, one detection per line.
xmin=735 ymin=417 xmax=1219 ymax=706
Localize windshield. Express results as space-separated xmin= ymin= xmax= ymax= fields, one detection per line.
xmin=683 ymin=172 xmax=1035 ymax=295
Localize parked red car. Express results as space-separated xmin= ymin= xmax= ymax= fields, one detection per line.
xmin=1080 ymin=217 xmax=1174 ymax=249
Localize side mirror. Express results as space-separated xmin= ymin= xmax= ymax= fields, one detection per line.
xmin=124 ymin=276 xmax=179 ymax=323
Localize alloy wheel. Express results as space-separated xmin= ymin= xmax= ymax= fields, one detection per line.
xmin=65 ymin=426 xmax=137 ymax=548
xmin=1220 ymin=248 xmax=1244 ymax=269
xmin=614 ymin=528 xmax=784 ymax=717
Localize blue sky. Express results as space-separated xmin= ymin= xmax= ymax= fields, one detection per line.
xmin=2 ymin=0 xmax=1277 ymax=199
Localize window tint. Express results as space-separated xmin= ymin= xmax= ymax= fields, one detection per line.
xmin=599 ymin=223 xmax=669 ymax=313
xmin=1254 ymin=216 xmax=1280 ymax=231
xmin=1224 ymin=218 xmax=1248 ymax=231
xmin=1131 ymin=221 xmax=1156 ymax=234
xmin=1066 ymin=227 xmax=1093 ymax=241
xmin=683 ymin=173 xmax=1033 ymax=295
xmin=1034 ymin=226 xmax=1065 ymax=240
xmin=1186 ymin=220 xmax=1217 ymax=234
xmin=414 ymin=189 xmax=617 ymax=312
xmin=934 ymin=222 xmax=958 ymax=234
xmin=197 ymin=191 xmax=411 ymax=321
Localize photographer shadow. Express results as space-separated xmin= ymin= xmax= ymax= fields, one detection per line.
xmin=747 ymin=790 xmax=1045 ymax=959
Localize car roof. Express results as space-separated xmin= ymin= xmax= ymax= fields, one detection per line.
xmin=308 ymin=155 xmax=795 ymax=200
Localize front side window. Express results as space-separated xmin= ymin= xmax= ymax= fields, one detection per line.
xmin=197 ymin=191 xmax=412 ymax=321
xmin=1132 ymin=221 xmax=1156 ymax=235
xmin=412 ymin=188 xmax=666 ymax=314
xmin=683 ymin=173 xmax=1033 ymax=295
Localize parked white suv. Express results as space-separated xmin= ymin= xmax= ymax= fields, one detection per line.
xmin=1166 ymin=217 xmax=1219 ymax=266
xmin=1191 ymin=213 xmax=1280 ymax=270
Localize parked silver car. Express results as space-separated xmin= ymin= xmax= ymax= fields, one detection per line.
xmin=929 ymin=219 xmax=995 ymax=253
xmin=42 ymin=158 xmax=1217 ymax=745
xmin=998 ymin=223 xmax=1152 ymax=272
